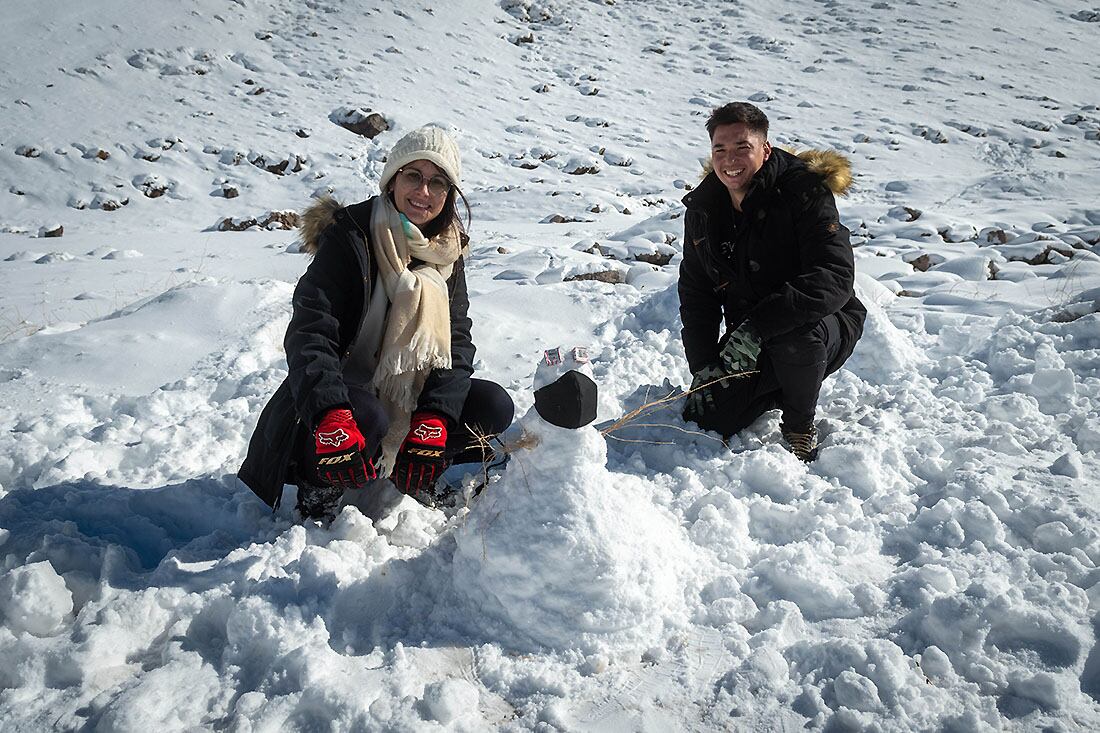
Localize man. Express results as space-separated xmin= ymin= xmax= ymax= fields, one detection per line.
xmin=678 ymin=102 xmax=866 ymax=460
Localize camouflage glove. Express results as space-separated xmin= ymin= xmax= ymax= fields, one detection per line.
xmin=685 ymin=362 xmax=729 ymax=419
xmin=719 ymin=320 xmax=762 ymax=374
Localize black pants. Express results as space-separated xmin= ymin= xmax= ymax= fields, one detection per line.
xmin=294 ymin=378 xmax=514 ymax=483
xmin=687 ymin=315 xmax=849 ymax=437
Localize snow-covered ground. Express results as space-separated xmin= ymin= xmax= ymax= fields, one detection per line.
xmin=2 ymin=0 xmax=1099 ymax=730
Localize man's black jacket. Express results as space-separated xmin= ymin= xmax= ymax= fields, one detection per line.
xmin=678 ymin=147 xmax=866 ymax=373
xmin=238 ymin=197 xmax=475 ymax=508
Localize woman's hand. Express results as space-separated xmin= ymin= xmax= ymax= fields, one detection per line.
xmin=314 ymin=409 xmax=377 ymax=487
xmin=393 ymin=412 xmax=449 ymax=501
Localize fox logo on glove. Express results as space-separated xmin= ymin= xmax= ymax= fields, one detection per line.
xmin=316 ymin=428 xmax=350 ymax=448
xmin=413 ymin=424 xmax=444 ymax=441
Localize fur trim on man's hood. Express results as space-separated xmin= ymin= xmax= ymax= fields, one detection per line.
xmin=795 ymin=149 xmax=853 ymax=196
xmin=701 ymin=148 xmax=853 ymax=196
xmin=298 ymin=195 xmax=343 ymax=255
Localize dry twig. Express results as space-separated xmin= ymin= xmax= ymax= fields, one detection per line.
xmin=456 ymin=370 xmax=755 ymax=508
xmin=597 ymin=370 xmax=756 ymax=444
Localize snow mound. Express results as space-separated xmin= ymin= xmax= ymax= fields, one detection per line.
xmin=453 ymin=410 xmax=690 ymax=652
xmin=843 ymin=274 xmax=927 ymax=380
xmin=0 ymin=560 xmax=73 ymax=637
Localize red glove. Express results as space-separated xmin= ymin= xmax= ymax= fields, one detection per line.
xmin=393 ymin=412 xmax=448 ymax=502
xmin=314 ymin=409 xmax=377 ymax=488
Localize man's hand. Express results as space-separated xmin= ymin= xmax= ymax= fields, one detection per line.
xmin=393 ymin=412 xmax=449 ymax=503
xmin=685 ymin=363 xmax=730 ymax=418
xmin=314 ymin=408 xmax=377 ymax=488
xmin=719 ymin=320 xmax=762 ymax=374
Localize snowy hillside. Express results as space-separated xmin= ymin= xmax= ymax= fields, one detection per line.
xmin=1 ymin=0 xmax=1099 ymax=730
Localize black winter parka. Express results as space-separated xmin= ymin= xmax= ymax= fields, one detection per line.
xmin=238 ymin=197 xmax=475 ymax=508
xmin=678 ymin=148 xmax=866 ymax=373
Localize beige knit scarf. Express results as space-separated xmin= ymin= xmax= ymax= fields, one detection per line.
xmin=369 ymin=195 xmax=463 ymax=475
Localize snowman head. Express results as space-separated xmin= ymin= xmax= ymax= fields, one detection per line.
xmin=532 ymin=346 xmax=598 ymax=429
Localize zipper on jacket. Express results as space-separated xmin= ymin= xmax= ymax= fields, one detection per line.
xmin=336 ymin=226 xmax=374 ymax=368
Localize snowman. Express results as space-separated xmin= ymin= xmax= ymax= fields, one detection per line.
xmin=451 ymin=347 xmax=690 ymax=652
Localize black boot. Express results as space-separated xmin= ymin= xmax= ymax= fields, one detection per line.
xmin=295 ymin=481 xmax=344 ymax=522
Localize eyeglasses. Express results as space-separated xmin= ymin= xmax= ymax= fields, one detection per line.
xmin=397 ymin=167 xmax=452 ymax=198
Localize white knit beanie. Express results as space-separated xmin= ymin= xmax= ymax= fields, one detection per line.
xmin=378 ymin=125 xmax=462 ymax=194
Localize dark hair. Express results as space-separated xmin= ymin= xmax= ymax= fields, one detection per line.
xmin=706 ymin=102 xmax=769 ymax=140
xmin=386 ymin=183 xmax=472 ymax=240
xmin=422 ymin=185 xmax=472 ymax=239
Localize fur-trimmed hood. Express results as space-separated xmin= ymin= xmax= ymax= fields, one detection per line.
xmin=298 ymin=195 xmax=344 ymax=255
xmin=702 ymin=148 xmax=853 ymax=196
xmin=792 ymin=149 xmax=853 ymax=196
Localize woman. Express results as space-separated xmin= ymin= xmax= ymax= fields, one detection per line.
xmin=239 ymin=125 xmax=514 ymax=520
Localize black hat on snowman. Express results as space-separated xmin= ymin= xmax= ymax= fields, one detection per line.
xmin=533 ymin=346 xmax=598 ymax=429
